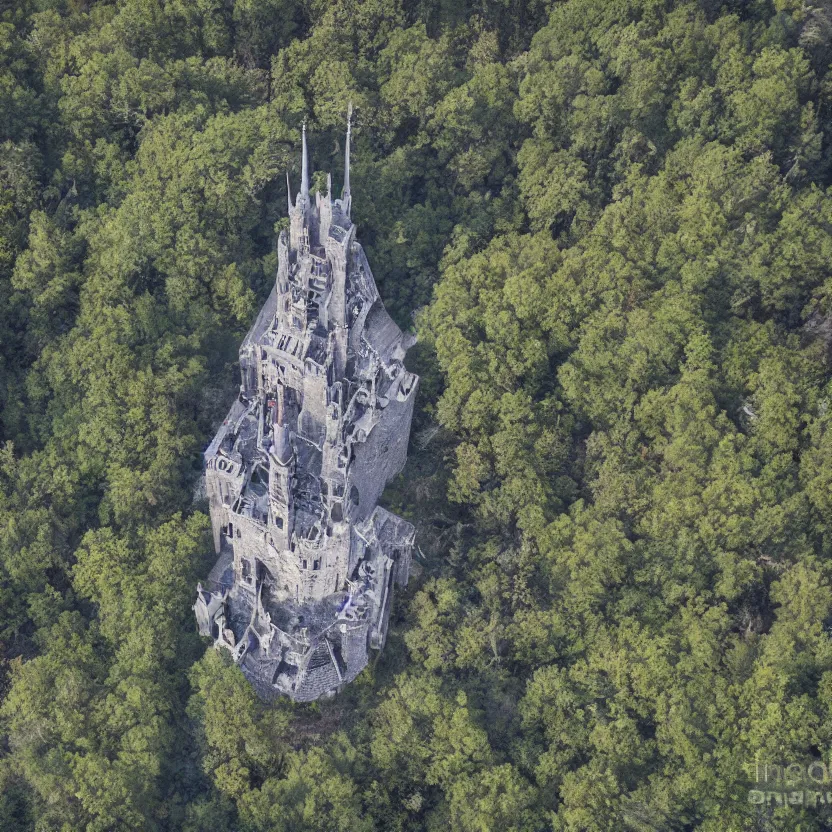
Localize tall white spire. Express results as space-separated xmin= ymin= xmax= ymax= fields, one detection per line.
xmin=342 ymin=103 xmax=352 ymax=216
xmin=286 ymin=170 xmax=292 ymax=214
xmin=300 ymin=119 xmax=309 ymax=202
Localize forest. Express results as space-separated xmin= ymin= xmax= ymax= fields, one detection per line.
xmin=2 ymin=0 xmax=832 ymax=829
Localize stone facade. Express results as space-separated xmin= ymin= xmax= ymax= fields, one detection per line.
xmin=194 ymin=113 xmax=418 ymax=702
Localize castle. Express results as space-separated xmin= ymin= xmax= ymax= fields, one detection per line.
xmin=193 ymin=112 xmax=418 ymax=701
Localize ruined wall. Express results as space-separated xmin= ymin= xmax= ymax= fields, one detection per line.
xmin=347 ymin=380 xmax=417 ymax=523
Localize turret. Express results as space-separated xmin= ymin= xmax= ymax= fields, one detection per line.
xmin=319 ymin=172 xmax=333 ymax=242
xmin=325 ymin=222 xmax=355 ymax=378
xmin=272 ymin=387 xmax=292 ymax=465
xmin=269 ymin=387 xmax=294 ymax=544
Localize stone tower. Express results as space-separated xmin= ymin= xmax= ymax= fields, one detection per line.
xmin=194 ymin=114 xmax=418 ymax=702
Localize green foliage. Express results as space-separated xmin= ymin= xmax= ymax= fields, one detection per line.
xmin=188 ymin=649 xmax=291 ymax=800
xmin=2 ymin=0 xmax=832 ymax=830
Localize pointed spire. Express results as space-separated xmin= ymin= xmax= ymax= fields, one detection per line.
xmin=286 ymin=170 xmax=292 ymax=214
xmin=327 ymin=171 xmax=332 ymax=199
xmin=342 ymin=103 xmax=352 ymax=215
xmin=300 ymin=119 xmax=309 ymax=202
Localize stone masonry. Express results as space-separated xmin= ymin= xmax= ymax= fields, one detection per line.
xmin=194 ymin=111 xmax=418 ymax=701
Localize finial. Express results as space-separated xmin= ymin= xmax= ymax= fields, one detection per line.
xmin=300 ymin=119 xmax=309 ymax=201
xmin=286 ymin=170 xmax=292 ymax=214
xmin=342 ymin=103 xmax=352 ymax=215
